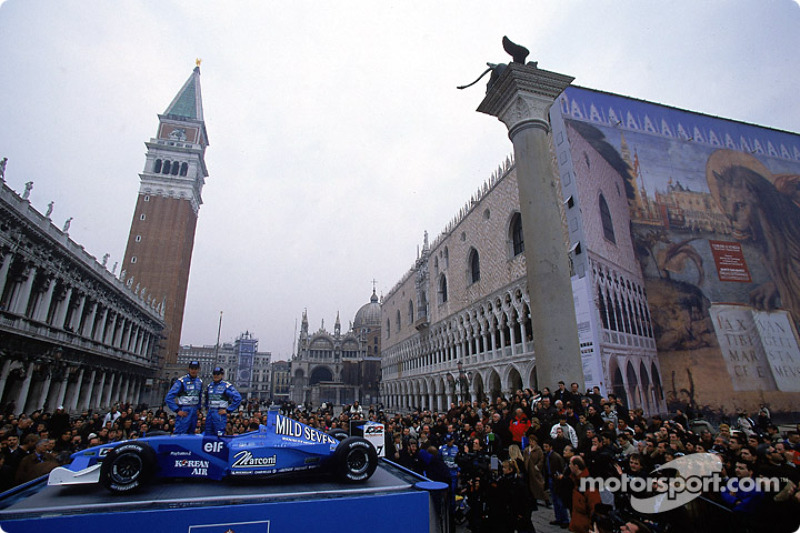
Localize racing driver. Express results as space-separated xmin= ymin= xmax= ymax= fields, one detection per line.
xmin=204 ymin=366 xmax=243 ymax=436
xmin=165 ymin=360 xmax=203 ymax=434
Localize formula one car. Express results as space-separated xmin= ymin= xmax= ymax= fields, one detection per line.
xmin=48 ymin=407 xmax=379 ymax=493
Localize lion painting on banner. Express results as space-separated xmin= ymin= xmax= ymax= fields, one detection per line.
xmin=706 ymin=149 xmax=800 ymax=323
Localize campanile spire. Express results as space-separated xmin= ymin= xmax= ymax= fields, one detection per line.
xmin=122 ymin=64 xmax=210 ymax=371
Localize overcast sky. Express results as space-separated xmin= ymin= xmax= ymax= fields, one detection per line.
xmin=1 ymin=1 xmax=799 ymax=360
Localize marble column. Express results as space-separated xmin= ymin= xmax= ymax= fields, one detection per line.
xmin=67 ymin=367 xmax=85 ymax=412
xmin=477 ymin=61 xmax=583 ymax=390
xmin=16 ymin=361 xmax=36 ymax=413
xmin=0 ymin=359 xmax=14 ymax=402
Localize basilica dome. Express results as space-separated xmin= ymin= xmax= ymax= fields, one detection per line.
xmin=353 ymin=289 xmax=381 ymax=330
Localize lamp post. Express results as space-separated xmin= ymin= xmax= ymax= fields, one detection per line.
xmin=455 ymin=361 xmax=471 ymax=404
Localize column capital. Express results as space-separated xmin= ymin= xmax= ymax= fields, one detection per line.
xmin=477 ymin=63 xmax=574 ymax=137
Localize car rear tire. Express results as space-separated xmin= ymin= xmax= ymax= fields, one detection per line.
xmin=333 ymin=437 xmax=378 ymax=483
xmin=100 ymin=442 xmax=156 ymax=493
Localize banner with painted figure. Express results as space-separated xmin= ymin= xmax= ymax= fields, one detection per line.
xmin=558 ymin=86 xmax=800 ymax=413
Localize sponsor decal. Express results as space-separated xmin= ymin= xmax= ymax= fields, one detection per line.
xmin=170 ymin=450 xmax=192 ymax=457
xmin=204 ymin=441 xmax=225 ymax=453
xmin=275 ymin=414 xmax=336 ymax=445
xmin=364 ymin=424 xmax=384 ymax=435
xmin=175 ymin=460 xmax=210 ymax=468
xmin=232 ymin=451 xmax=277 ymax=469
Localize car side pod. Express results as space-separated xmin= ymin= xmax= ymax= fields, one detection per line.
xmin=332 ymin=437 xmax=378 ymax=483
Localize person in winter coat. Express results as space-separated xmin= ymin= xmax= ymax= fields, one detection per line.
xmin=523 ymin=434 xmax=550 ymax=507
xmin=568 ymin=455 xmax=601 ymax=533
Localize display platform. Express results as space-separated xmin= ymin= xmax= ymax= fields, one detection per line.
xmin=0 ymin=460 xmax=448 ymax=533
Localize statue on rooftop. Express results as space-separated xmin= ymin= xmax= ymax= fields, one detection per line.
xmin=457 ymin=36 xmax=536 ymax=93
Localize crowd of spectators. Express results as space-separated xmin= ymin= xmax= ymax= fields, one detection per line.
xmin=1 ymin=383 xmax=799 ymax=533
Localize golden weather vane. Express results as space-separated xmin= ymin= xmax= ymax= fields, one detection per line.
xmin=195 ymin=58 xmax=202 ymax=68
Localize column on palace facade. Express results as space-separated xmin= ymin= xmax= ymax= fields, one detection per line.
xmin=80 ymin=369 xmax=97 ymax=412
xmin=0 ymin=359 xmax=13 ymax=401
xmin=95 ymin=372 xmax=107 ymax=410
xmin=94 ymin=306 xmax=109 ymax=342
xmin=11 ymin=265 xmax=37 ymax=315
xmin=52 ymin=373 xmax=69 ymax=412
xmin=508 ymin=310 xmax=518 ymax=356
xmin=0 ymin=251 xmax=13 ymax=298
xmin=102 ymin=372 xmax=116 ymax=407
xmin=115 ymin=318 xmax=127 ymax=348
xmin=67 ymin=367 xmax=85 ymax=413
xmin=68 ymin=293 xmax=86 ymax=332
xmin=81 ymin=301 xmax=97 ymax=338
xmin=36 ymin=371 xmax=53 ymax=411
xmin=16 ymin=361 xmax=36 ymax=413
xmin=129 ymin=377 xmax=139 ymax=406
xmin=54 ymin=286 xmax=73 ymax=329
xmin=121 ymin=375 xmax=131 ymax=406
xmin=35 ymin=276 xmax=57 ymax=323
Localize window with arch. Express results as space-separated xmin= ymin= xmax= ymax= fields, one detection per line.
xmin=444 ymin=247 xmax=449 ymax=268
xmin=180 ymin=162 xmax=188 ymax=176
xmin=396 ymin=309 xmax=401 ymax=331
xmin=386 ymin=319 xmax=391 ymax=338
xmin=599 ymin=194 xmax=616 ymax=243
xmin=438 ymin=274 xmax=448 ymax=304
xmin=510 ymin=212 xmax=524 ymax=256
xmin=408 ymin=300 xmax=414 ymax=324
xmin=162 ymin=160 xmax=171 ymax=175
xmin=468 ymin=247 xmax=480 ymax=284
xmin=154 ymin=159 xmax=162 ymax=173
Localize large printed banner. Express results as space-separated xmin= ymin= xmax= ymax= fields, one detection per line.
xmin=559 ymin=86 xmax=800 ymax=399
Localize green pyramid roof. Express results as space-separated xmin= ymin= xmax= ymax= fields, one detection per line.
xmin=164 ymin=66 xmax=204 ymax=121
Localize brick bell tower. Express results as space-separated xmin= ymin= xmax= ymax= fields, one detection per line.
xmin=122 ymin=62 xmax=209 ymax=371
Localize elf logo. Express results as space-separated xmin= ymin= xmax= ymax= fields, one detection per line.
xmin=204 ymin=441 xmax=225 ymax=453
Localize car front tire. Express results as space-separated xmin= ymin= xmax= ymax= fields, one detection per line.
xmin=100 ymin=442 xmax=156 ymax=493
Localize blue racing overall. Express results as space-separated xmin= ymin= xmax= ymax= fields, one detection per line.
xmin=204 ymin=380 xmax=242 ymax=436
xmin=165 ymin=374 xmax=203 ymax=434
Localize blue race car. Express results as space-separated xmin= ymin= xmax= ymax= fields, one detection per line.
xmin=48 ymin=408 xmax=378 ymax=493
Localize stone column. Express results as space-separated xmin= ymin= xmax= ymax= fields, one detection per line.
xmin=103 ymin=372 xmax=117 ymax=407
xmin=16 ymin=361 xmax=36 ymax=413
xmin=67 ymin=367 xmax=85 ymax=412
xmin=54 ymin=374 xmax=69 ymax=412
xmin=477 ymin=62 xmax=583 ymax=390
xmin=37 ymin=372 xmax=53 ymax=411
xmin=55 ymin=286 xmax=73 ymax=329
xmin=0 ymin=252 xmax=13 ymax=299
xmin=80 ymin=369 xmax=97 ymax=412
xmin=35 ymin=278 xmax=57 ymax=323
xmin=11 ymin=265 xmax=36 ymax=316
xmin=95 ymin=372 xmax=108 ymax=409
xmin=0 ymin=359 xmax=13 ymax=401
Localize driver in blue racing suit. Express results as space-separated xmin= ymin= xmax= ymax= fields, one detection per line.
xmin=204 ymin=366 xmax=242 ymax=436
xmin=165 ymin=360 xmax=203 ymax=434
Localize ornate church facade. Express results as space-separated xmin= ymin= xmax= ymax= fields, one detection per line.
xmin=289 ymin=290 xmax=381 ymax=408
